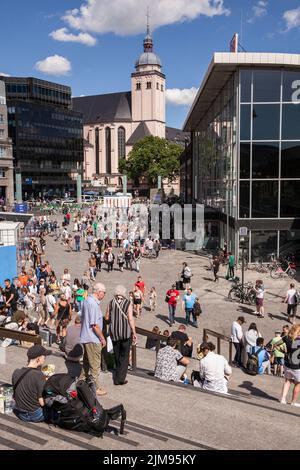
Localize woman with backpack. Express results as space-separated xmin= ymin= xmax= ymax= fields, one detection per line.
xmin=280 ymin=324 xmax=300 ymax=406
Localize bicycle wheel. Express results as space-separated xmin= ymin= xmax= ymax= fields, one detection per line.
xmin=288 ymin=269 xmax=296 ymax=279
xmin=246 ymin=291 xmax=256 ymax=306
xmin=270 ymin=268 xmax=281 ymax=279
xmin=228 ymin=288 xmax=242 ymax=303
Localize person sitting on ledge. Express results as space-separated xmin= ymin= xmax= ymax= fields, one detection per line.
xmin=12 ymin=345 xmax=52 ymax=423
xmin=154 ymin=337 xmax=189 ymax=382
xmin=197 ymin=342 xmax=232 ymax=394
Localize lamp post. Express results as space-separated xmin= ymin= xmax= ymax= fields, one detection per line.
xmin=240 ymin=236 xmax=245 ymax=292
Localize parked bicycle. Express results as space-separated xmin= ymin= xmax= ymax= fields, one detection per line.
xmin=228 ymin=281 xmax=256 ymax=305
xmin=270 ymin=260 xmax=297 ymax=279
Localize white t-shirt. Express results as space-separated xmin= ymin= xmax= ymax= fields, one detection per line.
xmin=46 ymin=294 xmax=56 ymax=313
xmin=287 ymin=288 xmax=296 ymax=305
xmin=256 ymin=287 xmax=265 ymax=299
xmin=231 ymin=321 xmax=243 ymax=343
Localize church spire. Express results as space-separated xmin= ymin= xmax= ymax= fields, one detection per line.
xmin=143 ymin=6 xmax=153 ymax=53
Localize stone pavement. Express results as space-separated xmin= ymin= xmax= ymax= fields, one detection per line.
xmin=1 ymin=222 xmax=299 ymax=450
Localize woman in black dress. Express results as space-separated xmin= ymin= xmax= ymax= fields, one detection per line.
xmin=56 ymin=294 xmax=72 ymax=344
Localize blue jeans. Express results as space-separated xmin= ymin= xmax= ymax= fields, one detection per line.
xmin=76 ymin=299 xmax=84 ymax=315
xmin=185 ymin=308 xmax=194 ymax=324
xmin=168 ymin=304 xmax=176 ymax=324
xmin=75 ymin=242 xmax=81 ymax=252
xmin=14 ymin=407 xmax=46 ymax=423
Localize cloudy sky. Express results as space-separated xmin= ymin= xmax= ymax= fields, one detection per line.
xmin=1 ymin=0 xmax=300 ymax=128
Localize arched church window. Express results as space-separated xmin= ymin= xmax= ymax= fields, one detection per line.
xmin=118 ymin=127 xmax=126 ymax=161
xmin=104 ymin=177 xmax=109 ymax=186
xmin=105 ymin=127 xmax=111 ymax=174
xmin=156 ymin=83 xmax=159 ymax=90
xmin=161 ymin=85 xmax=164 ymax=92
xmin=118 ymin=177 xmax=123 ymax=187
xmin=146 ymin=82 xmax=152 ymax=89
xmin=136 ymin=83 xmax=141 ymax=91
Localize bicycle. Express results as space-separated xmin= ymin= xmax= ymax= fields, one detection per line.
xmin=228 ymin=281 xmax=256 ymax=305
xmin=270 ymin=261 xmax=297 ymax=279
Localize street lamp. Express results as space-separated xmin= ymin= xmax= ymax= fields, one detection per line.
xmin=240 ymin=236 xmax=246 ymax=292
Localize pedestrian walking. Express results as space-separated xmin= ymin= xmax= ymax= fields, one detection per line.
xmin=105 ymin=285 xmax=137 ymax=386
xmin=165 ymin=284 xmax=180 ymax=326
xmin=149 ymin=287 xmax=157 ymax=312
xmin=231 ymin=316 xmax=246 ymax=368
xmin=74 ymin=232 xmax=81 ymax=252
xmin=182 ymin=288 xmax=196 ymax=325
xmin=79 ymin=283 xmax=107 ymax=396
xmin=212 ymin=256 xmax=220 ymax=282
xmin=284 ymin=283 xmax=298 ymax=325
xmin=88 ymin=254 xmax=97 ymax=281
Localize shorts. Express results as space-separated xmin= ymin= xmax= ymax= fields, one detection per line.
xmin=134 ymin=299 xmax=142 ymax=305
xmin=284 ymin=366 xmax=300 ymax=383
xmin=287 ymin=304 xmax=297 ymax=317
xmin=256 ymin=298 xmax=264 ymax=307
xmin=274 ymin=357 xmax=284 ymax=366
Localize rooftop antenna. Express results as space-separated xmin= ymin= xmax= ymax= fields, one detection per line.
xmin=147 ymin=6 xmax=150 ymax=35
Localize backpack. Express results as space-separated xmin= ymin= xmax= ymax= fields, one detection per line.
xmin=43 ymin=374 xmax=126 ymax=436
xmin=294 ymin=291 xmax=300 ymax=305
xmin=246 ymin=348 xmax=263 ymax=376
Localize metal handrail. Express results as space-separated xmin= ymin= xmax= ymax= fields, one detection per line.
xmin=202 ymin=328 xmax=233 ymax=365
xmin=131 ymin=327 xmax=169 ymax=371
xmin=0 ymin=327 xmax=42 ymax=345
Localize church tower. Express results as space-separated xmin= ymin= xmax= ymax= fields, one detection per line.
xmin=131 ymin=16 xmax=166 ymax=138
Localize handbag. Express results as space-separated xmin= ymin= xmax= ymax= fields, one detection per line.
xmin=107 ymin=336 xmax=114 ymax=353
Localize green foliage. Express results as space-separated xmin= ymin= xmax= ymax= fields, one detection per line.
xmin=118 ymin=136 xmax=182 ymax=185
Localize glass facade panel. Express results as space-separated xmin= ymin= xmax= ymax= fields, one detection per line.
xmin=252 ymin=105 xmax=280 ymax=140
xmin=252 ymin=181 xmax=278 ymax=218
xmin=239 ymin=181 xmax=250 ymax=218
xmin=240 ymin=143 xmax=250 ymax=178
xmin=240 ymin=105 xmax=251 ymax=140
xmin=283 ymin=71 xmax=300 ymax=102
xmin=281 ymin=181 xmax=300 ymax=217
xmin=253 ymin=70 xmax=281 ymax=103
xmin=240 ymin=70 xmax=252 ymax=102
xmin=252 ymin=142 xmax=279 ymax=178
xmin=280 ymin=230 xmax=300 ymax=260
xmin=251 ymin=231 xmax=278 ymax=262
xmin=281 ymin=142 xmax=300 ymax=178
xmin=282 ymin=104 xmax=300 ymax=140
xmin=105 ymin=127 xmax=111 ymax=174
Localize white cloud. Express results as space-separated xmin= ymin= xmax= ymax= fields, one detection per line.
xmin=166 ymin=87 xmax=198 ymax=106
xmin=35 ymin=55 xmax=72 ymax=76
xmin=62 ymin=0 xmax=230 ymax=36
xmin=50 ymin=27 xmax=97 ymax=46
xmin=0 ymin=72 xmax=11 ymax=77
xmin=283 ymin=7 xmax=300 ymax=31
xmin=248 ymin=1 xmax=268 ymax=24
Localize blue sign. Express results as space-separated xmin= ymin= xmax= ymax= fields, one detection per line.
xmin=14 ymin=203 xmax=28 ymax=214
xmin=25 ymin=178 xmax=32 ymax=185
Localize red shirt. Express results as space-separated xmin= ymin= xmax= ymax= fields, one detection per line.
xmin=167 ymin=289 xmax=180 ymax=306
xmin=135 ymin=281 xmax=145 ymax=294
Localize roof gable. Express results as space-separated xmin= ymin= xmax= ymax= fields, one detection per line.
xmin=72 ymin=91 xmax=132 ymax=124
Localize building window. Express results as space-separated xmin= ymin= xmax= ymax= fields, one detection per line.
xmin=240 ymin=144 xmax=250 ymax=179
xmin=136 ymin=83 xmax=141 ymax=91
xmin=253 ymin=70 xmax=281 ymax=103
xmin=118 ymin=127 xmax=126 ymax=161
xmin=281 ymin=181 xmax=300 ymax=217
xmin=281 ymin=142 xmax=300 ymax=178
xmin=240 ymin=70 xmax=252 ymax=103
xmin=252 ymin=104 xmax=280 ymax=141
xmin=0 ymin=148 xmax=5 ymax=158
xmin=118 ymin=177 xmax=123 ymax=187
xmin=0 ymin=170 xmax=5 ymax=178
xmin=252 ymin=142 xmax=279 ymax=179
xmin=252 ymin=181 xmax=279 ymax=218
xmin=104 ymin=177 xmax=109 ymax=186
xmin=0 ymin=115 xmax=4 ymax=124
xmin=161 ymin=85 xmax=164 ymax=92
xmin=105 ymin=127 xmax=111 ymax=174
xmin=95 ymin=128 xmax=100 ymax=175
xmin=146 ymin=82 xmax=152 ymax=89
xmin=0 ymin=129 xmax=4 ymax=138
xmin=156 ymin=83 xmax=159 ymax=90
xmin=282 ymin=104 xmax=300 ymax=140
xmin=240 ymin=105 xmax=251 ymax=141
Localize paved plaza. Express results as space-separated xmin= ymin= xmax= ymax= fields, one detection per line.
xmin=1 ymin=222 xmax=300 ymax=450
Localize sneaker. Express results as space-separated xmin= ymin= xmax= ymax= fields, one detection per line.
xmin=291 ymin=402 xmax=300 ymax=407
xmin=280 ymin=399 xmax=287 ymax=405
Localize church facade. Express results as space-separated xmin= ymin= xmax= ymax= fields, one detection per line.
xmin=72 ymin=26 xmax=187 ymax=195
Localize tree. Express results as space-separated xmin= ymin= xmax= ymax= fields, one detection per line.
xmin=118 ymin=136 xmax=183 ymax=186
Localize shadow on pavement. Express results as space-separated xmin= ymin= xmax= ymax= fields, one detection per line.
xmin=238 ymin=380 xmax=278 ymax=401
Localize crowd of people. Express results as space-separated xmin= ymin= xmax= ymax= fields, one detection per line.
xmin=0 ymin=204 xmax=299 ymax=425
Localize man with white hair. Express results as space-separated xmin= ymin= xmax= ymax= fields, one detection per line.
xmin=79 ymin=283 xmax=107 ymax=396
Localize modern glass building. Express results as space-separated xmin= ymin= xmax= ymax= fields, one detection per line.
xmin=0 ymin=76 xmax=84 ymax=198
xmin=183 ymin=53 xmax=300 ymax=261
